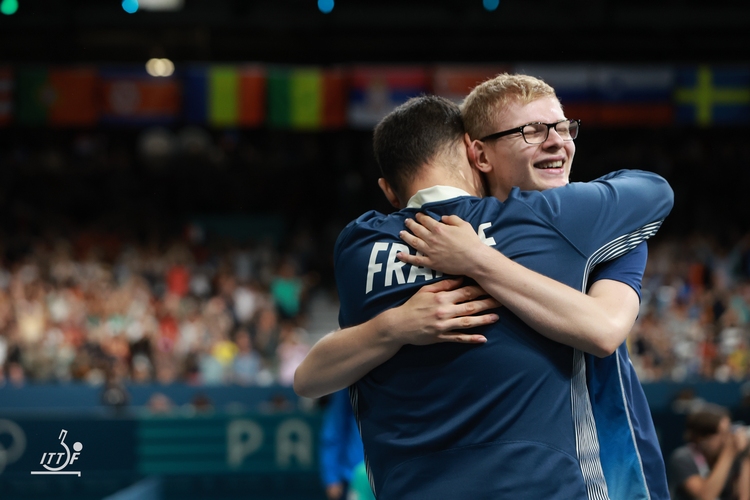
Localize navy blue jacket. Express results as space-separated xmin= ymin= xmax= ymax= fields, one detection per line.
xmin=334 ymin=170 xmax=673 ymax=500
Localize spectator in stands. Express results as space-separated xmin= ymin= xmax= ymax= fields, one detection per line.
xmin=0 ymin=200 xmax=748 ymax=387
xmin=252 ymin=306 xmax=281 ymax=362
xmin=270 ymin=256 xmax=306 ymax=320
xmin=276 ymin=321 xmax=310 ymax=387
xmin=146 ymin=392 xmax=175 ymax=414
xmin=319 ymin=389 xmax=367 ymax=500
xmin=190 ymin=393 xmax=214 ymax=413
xmin=100 ymin=363 xmax=131 ymax=413
xmin=669 ymin=403 xmax=750 ymax=500
xmin=231 ymin=328 xmax=261 ymax=385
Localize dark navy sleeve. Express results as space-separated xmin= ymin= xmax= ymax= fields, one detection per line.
xmin=524 ymin=169 xmax=673 ymax=258
xmin=587 ymin=241 xmax=648 ymax=299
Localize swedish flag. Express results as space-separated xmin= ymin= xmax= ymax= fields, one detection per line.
xmin=675 ymin=65 xmax=750 ymax=126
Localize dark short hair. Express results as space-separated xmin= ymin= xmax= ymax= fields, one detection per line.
xmin=373 ymin=95 xmax=465 ymax=200
xmin=685 ymin=403 xmax=730 ymax=441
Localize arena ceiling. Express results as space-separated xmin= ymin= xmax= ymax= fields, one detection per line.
xmin=0 ymin=0 xmax=749 ymax=64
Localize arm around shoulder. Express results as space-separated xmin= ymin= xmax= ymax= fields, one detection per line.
xmin=293 ymin=311 xmax=399 ymax=399
xmin=293 ymin=278 xmax=498 ymax=399
xmin=465 ymin=244 xmax=639 ymax=357
xmin=540 ymin=169 xmax=674 ymax=256
xmin=595 ymin=169 xmax=674 ymax=220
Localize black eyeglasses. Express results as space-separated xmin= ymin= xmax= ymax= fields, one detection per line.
xmin=479 ymin=119 xmax=580 ymax=145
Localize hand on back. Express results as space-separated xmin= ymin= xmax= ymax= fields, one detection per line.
xmin=386 ymin=277 xmax=500 ymax=346
xmin=398 ymin=212 xmax=487 ymax=277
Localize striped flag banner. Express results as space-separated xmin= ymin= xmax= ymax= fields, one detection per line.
xmin=0 ymin=67 xmax=11 ymax=126
xmin=432 ymin=65 xmax=510 ymax=105
xmin=514 ymin=64 xmax=674 ymax=126
xmin=513 ymin=64 xmax=598 ymax=124
xmin=268 ymin=67 xmax=347 ymax=129
xmin=184 ymin=65 xmax=265 ymax=127
xmin=675 ymin=65 xmax=750 ymax=126
xmin=15 ymin=67 xmax=98 ymax=126
xmin=591 ymin=65 xmax=674 ymax=126
xmin=100 ymin=67 xmax=181 ymax=124
xmin=348 ymin=66 xmax=430 ymax=129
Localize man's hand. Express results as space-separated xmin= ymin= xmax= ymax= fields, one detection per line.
xmin=293 ymin=277 xmax=498 ymax=399
xmin=326 ymin=483 xmax=344 ymax=500
xmin=398 ymin=212 xmax=488 ymax=277
xmin=733 ymin=427 xmax=750 ymax=456
xmin=383 ymin=277 xmax=500 ymax=346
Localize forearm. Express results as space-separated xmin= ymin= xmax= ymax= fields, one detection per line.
xmin=294 ymin=279 xmax=497 ymax=398
xmin=699 ymin=451 xmax=736 ymax=500
xmin=467 ymin=244 xmax=636 ymax=357
xmin=738 ymin=457 xmax=750 ymax=500
xmin=293 ymin=311 xmax=401 ymax=399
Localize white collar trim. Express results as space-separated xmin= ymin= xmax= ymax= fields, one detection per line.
xmin=406 ymin=185 xmax=473 ymax=209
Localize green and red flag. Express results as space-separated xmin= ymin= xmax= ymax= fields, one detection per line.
xmin=183 ymin=65 xmax=266 ymax=127
xmin=268 ymin=67 xmax=347 ymax=129
xmin=16 ymin=67 xmax=99 ymax=126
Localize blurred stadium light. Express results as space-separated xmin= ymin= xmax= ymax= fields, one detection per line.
xmin=145 ymin=57 xmax=175 ymax=77
xmin=0 ymin=0 xmax=18 ymax=15
xmin=483 ymin=0 xmax=499 ymax=12
xmin=317 ymin=0 xmax=334 ymax=14
xmin=121 ymin=0 xmax=138 ymax=14
xmin=140 ymin=0 xmax=183 ymax=11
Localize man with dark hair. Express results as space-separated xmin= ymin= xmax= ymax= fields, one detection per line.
xmin=371 ymin=95 xmax=473 ymax=205
xmin=669 ymin=404 xmax=750 ymax=500
xmin=297 ymin=94 xmax=672 ymax=499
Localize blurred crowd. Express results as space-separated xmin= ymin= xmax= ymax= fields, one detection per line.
xmin=1 ymin=124 xmax=750 ymax=388
xmin=0 ymin=226 xmax=323 ymax=389
xmin=632 ymin=234 xmax=750 ymax=383
xmin=2 ymin=227 xmax=750 ymax=388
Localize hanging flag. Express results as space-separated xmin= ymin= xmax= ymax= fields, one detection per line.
xmin=675 ymin=65 xmax=750 ymax=126
xmin=348 ymin=66 xmax=430 ymax=129
xmin=321 ymin=69 xmax=348 ymax=129
xmin=100 ymin=67 xmax=181 ymax=124
xmin=184 ymin=65 xmax=265 ymax=127
xmin=0 ymin=67 xmax=11 ymax=126
xmin=210 ymin=65 xmax=265 ymax=127
xmin=183 ymin=66 xmax=208 ymax=123
xmin=267 ymin=67 xmax=347 ymax=129
xmin=513 ymin=64 xmax=598 ymax=124
xmin=15 ymin=67 xmax=99 ymax=126
xmin=592 ymin=65 xmax=674 ymax=126
xmin=432 ymin=65 xmax=510 ymax=104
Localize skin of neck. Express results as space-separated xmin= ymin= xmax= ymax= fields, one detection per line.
xmin=407 ymin=165 xmax=479 ymax=200
xmin=485 ymin=175 xmax=509 ymax=202
xmin=464 ymin=135 xmax=511 ymax=202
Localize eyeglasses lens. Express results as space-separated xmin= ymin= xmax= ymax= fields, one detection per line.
xmin=522 ymin=124 xmax=548 ymax=144
xmin=563 ymin=120 xmax=579 ymax=140
xmin=522 ymin=120 xmax=579 ymax=144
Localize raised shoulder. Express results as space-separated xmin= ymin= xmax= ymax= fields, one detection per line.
xmin=509 ymin=169 xmax=673 ymax=258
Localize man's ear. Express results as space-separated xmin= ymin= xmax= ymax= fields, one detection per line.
xmin=463 ymin=133 xmax=475 ymax=163
xmin=466 ymin=134 xmax=492 ymax=174
xmin=378 ymin=178 xmax=402 ymax=209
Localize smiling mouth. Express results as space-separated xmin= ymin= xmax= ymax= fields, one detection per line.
xmin=534 ymin=160 xmax=564 ymax=170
